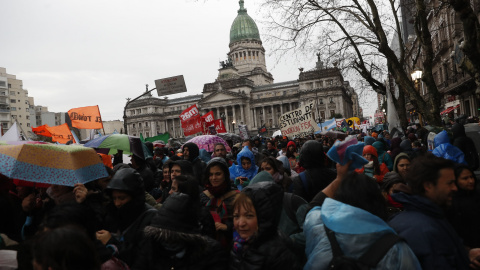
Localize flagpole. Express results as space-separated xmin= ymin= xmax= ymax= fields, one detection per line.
xmin=97 ymin=105 xmax=106 ymax=135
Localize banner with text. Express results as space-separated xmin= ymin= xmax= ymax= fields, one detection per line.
xmin=238 ymin=124 xmax=249 ymax=140
xmin=68 ymin=105 xmax=103 ymax=129
xmin=182 ymin=115 xmax=203 ymax=136
xmin=180 ymin=104 xmax=199 ymax=127
xmin=32 ymin=125 xmax=52 ymax=137
xmin=45 ymin=123 xmax=75 ymax=144
xmin=214 ymin=119 xmax=227 ymax=134
xmin=279 ymin=102 xmax=320 ymax=138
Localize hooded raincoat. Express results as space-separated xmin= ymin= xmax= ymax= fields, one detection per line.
xmin=372 ymin=141 xmax=394 ymax=171
xmin=230 ymin=147 xmax=259 ymax=189
xmin=432 ymin=130 xmax=466 ymax=165
xmin=304 ymin=198 xmax=421 ymax=270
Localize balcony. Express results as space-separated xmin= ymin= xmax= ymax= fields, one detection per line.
xmin=0 ymin=91 xmax=7 ymax=97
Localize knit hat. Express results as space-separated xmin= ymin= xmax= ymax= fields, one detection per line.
xmin=363 ymin=145 xmax=378 ymax=157
xmin=150 ymin=193 xmax=199 ymax=234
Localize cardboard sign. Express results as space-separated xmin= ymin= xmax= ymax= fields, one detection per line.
xmin=68 ymin=105 xmax=103 ymax=129
xmin=180 ymin=104 xmax=199 ymax=124
xmin=279 ymin=102 xmax=320 ymax=138
xmin=238 ymin=124 xmax=249 ymax=140
xmin=155 ymin=75 xmax=187 ymax=96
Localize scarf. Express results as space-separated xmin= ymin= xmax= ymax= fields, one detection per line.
xmin=232 ymin=230 xmax=250 ymax=255
xmin=205 ymin=180 xmax=229 ymax=198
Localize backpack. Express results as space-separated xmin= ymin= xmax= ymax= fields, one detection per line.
xmin=324 ymin=224 xmax=401 ymax=270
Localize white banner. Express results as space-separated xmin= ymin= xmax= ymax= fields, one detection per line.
xmin=279 ymin=102 xmax=320 ymax=138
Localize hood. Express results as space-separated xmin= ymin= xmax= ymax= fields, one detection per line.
xmin=183 ymin=142 xmax=200 ymax=162
xmin=393 ymin=153 xmax=409 ymax=173
xmin=276 ymin=155 xmax=290 ymax=171
xmin=106 ymin=168 xmax=145 ymax=200
xmin=169 ymin=160 xmax=194 ymax=176
xmin=391 ymin=192 xmax=444 ymax=218
xmin=242 ymin=182 xmax=283 ymax=242
xmin=299 ymin=140 xmax=325 ymax=169
xmin=287 ymin=141 xmax=296 ymax=151
xmin=364 ymin=136 xmax=376 ymax=146
xmin=390 ymin=137 xmax=402 ymax=150
xmin=320 ymin=198 xmax=395 ymax=235
xmin=434 ymin=130 xmax=450 ymax=147
xmin=372 ymin=141 xmax=386 ymax=155
xmin=399 ymin=139 xmax=412 ymax=152
xmin=205 ymin=157 xmax=230 ymax=185
xmin=451 ymin=123 xmax=466 ymax=140
xmin=236 ymin=146 xmax=256 ymax=165
xmin=249 ymin=171 xmax=274 ymax=185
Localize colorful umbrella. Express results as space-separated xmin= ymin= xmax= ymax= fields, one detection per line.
xmin=0 ymin=144 xmax=108 ymax=186
xmin=83 ymin=134 xmax=152 ymax=159
xmin=183 ymin=135 xmax=231 ymax=152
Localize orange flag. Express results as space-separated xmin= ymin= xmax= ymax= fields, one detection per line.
xmin=32 ymin=125 xmax=52 ymax=137
xmin=45 ymin=123 xmax=75 ymax=144
xmin=68 ymin=105 xmax=103 ymax=129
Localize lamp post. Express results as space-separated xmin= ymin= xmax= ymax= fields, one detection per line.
xmin=410 ymin=68 xmax=424 ymax=126
xmin=232 ymin=119 xmax=236 ymax=134
xmin=123 ymin=84 xmax=157 ymax=136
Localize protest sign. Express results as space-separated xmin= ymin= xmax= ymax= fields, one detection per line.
xmin=279 ymin=102 xmax=320 ymax=137
xmin=182 ymin=115 xmax=203 ymax=136
xmin=238 ymin=124 xmax=249 ymax=140
xmin=214 ymin=119 xmax=227 ymax=133
xmin=68 ymin=105 xmax=103 ymax=129
xmin=202 ymin=111 xmax=214 ymax=123
xmin=45 ymin=123 xmax=75 ymax=144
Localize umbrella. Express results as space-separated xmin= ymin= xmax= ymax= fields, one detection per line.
xmin=216 ymin=133 xmax=243 ymax=144
xmin=0 ymin=144 xmax=108 ymax=186
xmin=84 ymin=134 xmax=152 ymax=159
xmin=423 ymin=125 xmax=444 ymax=134
xmin=183 ymin=135 xmax=232 ymax=152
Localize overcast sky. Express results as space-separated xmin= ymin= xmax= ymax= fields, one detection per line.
xmin=1 ymin=0 xmax=375 ymax=122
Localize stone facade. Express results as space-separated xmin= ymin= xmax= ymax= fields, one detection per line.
xmin=124 ymin=2 xmax=356 ymax=137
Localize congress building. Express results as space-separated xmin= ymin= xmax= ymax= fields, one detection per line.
xmin=125 ymin=0 xmax=357 ymax=138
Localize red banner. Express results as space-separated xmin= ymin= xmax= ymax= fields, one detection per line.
xmin=182 ymin=115 xmax=203 ymax=136
xmin=180 ymin=104 xmax=199 ymax=124
xmin=32 ymin=125 xmax=52 ymax=137
xmin=45 ymin=123 xmax=75 ymax=144
xmin=68 ymin=105 xmax=103 ymax=129
xmin=202 ymin=111 xmax=214 ymax=123
xmin=214 ymin=119 xmax=226 ymax=133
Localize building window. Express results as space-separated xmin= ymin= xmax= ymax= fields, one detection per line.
xmin=8 ymin=84 xmax=11 ymax=88
xmin=319 ymin=98 xmax=324 ymax=104
xmin=132 ymin=124 xmax=135 ymax=128
xmin=10 ymin=99 xmax=16 ymax=103
xmin=321 ymin=111 xmax=325 ymax=119
xmin=145 ymin=122 xmax=148 ymax=127
xmin=329 ymin=97 xmax=334 ymax=103
xmin=10 ymin=91 xmax=15 ymax=96
xmin=139 ymin=123 xmax=142 ymax=128
xmin=11 ymin=107 xmax=16 ymax=111
xmin=27 ymin=123 xmax=30 ymax=127
xmin=0 ymin=81 xmax=5 ymax=87
xmin=330 ymin=110 xmax=335 ymax=116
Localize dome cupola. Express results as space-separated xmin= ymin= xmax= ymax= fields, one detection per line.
xmin=229 ymin=0 xmax=261 ymax=44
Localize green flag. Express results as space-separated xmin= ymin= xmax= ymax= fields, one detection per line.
xmin=140 ymin=133 xmax=145 ymax=142
xmin=145 ymin=133 xmax=170 ymax=144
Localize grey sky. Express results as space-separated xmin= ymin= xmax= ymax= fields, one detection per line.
xmin=1 ymin=0 xmax=373 ymax=122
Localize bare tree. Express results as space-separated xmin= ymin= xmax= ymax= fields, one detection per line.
xmin=259 ymin=0 xmax=477 ymax=127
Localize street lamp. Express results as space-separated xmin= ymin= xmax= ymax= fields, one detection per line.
xmin=232 ymin=119 xmax=236 ymax=134
xmin=123 ymin=84 xmax=157 ymax=135
xmin=410 ymin=68 xmax=424 ymax=126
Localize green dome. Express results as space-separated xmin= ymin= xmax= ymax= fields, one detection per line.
xmin=229 ymin=0 xmax=261 ymax=44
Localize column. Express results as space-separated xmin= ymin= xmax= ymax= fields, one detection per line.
xmin=232 ymin=105 xmax=236 ymax=124
xmin=262 ymin=106 xmax=266 ymax=125
xmin=164 ymin=121 xmax=168 ymax=135
xmin=271 ymin=105 xmax=274 ymax=127
xmin=240 ymin=104 xmax=244 ymax=124
xmin=224 ymin=107 xmax=229 ymax=133
xmin=151 ymin=121 xmax=156 ymax=136
xmin=280 ymin=103 xmax=284 ymax=115
xmin=253 ymin=107 xmax=257 ymax=128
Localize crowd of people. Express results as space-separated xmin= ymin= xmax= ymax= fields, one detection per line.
xmin=0 ymin=120 xmax=480 ymax=269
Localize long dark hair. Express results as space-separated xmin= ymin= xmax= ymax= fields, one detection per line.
xmin=259 ymin=156 xmax=281 ymax=174
xmin=334 ymin=172 xmax=388 ymax=220
xmin=372 ymin=155 xmax=381 ymax=176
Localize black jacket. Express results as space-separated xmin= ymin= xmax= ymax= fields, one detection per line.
xmin=452 ymin=123 xmax=479 ymax=171
xmin=229 ymin=182 xmax=301 ymax=270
